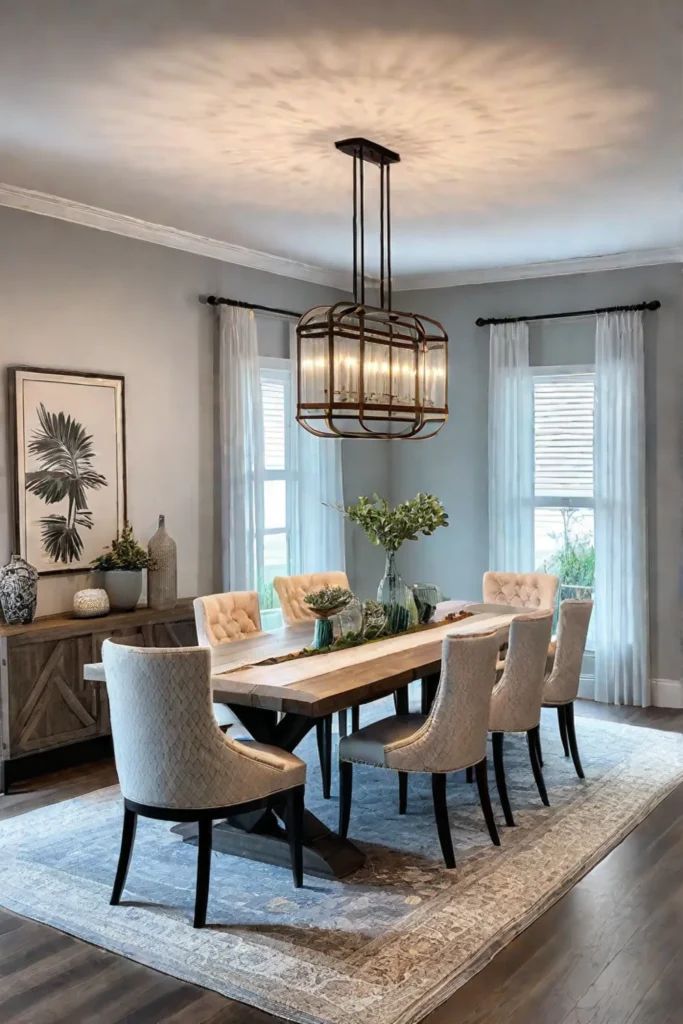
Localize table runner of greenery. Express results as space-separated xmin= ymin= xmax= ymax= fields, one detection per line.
xmin=242 ymin=610 xmax=473 ymax=670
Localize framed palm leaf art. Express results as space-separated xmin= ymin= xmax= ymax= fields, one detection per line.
xmin=8 ymin=367 xmax=126 ymax=575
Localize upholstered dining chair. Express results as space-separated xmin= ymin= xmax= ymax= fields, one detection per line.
xmin=193 ymin=590 xmax=263 ymax=731
xmin=488 ymin=610 xmax=554 ymax=827
xmin=338 ymin=629 xmax=505 ymax=869
xmin=273 ymin=570 xmax=350 ymax=800
xmin=483 ymin=571 xmax=559 ymax=611
xmin=102 ymin=640 xmax=306 ymax=928
xmin=542 ymin=599 xmax=593 ymax=780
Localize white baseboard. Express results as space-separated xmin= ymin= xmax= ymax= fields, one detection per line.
xmin=576 ymin=674 xmax=682 ymax=709
xmin=651 ymin=678 xmax=683 ymax=709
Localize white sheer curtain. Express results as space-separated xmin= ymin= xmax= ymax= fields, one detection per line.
xmin=488 ymin=322 xmax=534 ymax=572
xmin=218 ymin=306 xmax=264 ymax=591
xmin=593 ymin=311 xmax=649 ymax=705
xmin=289 ymin=325 xmax=346 ymax=575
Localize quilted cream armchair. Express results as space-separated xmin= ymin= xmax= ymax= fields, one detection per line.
xmin=483 ymin=571 xmax=559 ymax=611
xmin=273 ymin=571 xmax=350 ymax=624
xmin=542 ymin=599 xmax=593 ymax=780
xmin=273 ymin=571 xmax=350 ymax=800
xmin=193 ymin=591 xmax=263 ymax=732
xmin=102 ymin=641 xmax=305 ymax=927
xmin=488 ymin=610 xmax=554 ymax=826
xmin=338 ymin=629 xmax=506 ymax=868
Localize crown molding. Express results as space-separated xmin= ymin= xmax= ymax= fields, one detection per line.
xmin=393 ymin=246 xmax=683 ymax=291
xmin=0 ymin=182 xmax=349 ymax=290
xmin=1 ymin=181 xmax=680 ymax=293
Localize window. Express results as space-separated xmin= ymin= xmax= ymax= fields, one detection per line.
xmin=533 ymin=368 xmax=595 ymax=627
xmin=258 ymin=359 xmax=294 ymax=627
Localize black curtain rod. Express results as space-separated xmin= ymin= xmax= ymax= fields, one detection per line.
xmin=475 ymin=300 xmax=661 ymax=327
xmin=201 ymin=295 xmax=302 ymax=319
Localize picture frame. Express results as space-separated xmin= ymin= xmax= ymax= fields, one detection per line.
xmin=8 ymin=366 xmax=126 ymax=576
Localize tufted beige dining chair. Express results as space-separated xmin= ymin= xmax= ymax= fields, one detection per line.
xmin=542 ymin=599 xmax=593 ymax=780
xmin=338 ymin=629 xmax=506 ymax=868
xmin=102 ymin=640 xmax=306 ymax=928
xmin=194 ymin=590 xmax=263 ymax=646
xmin=193 ymin=591 xmax=263 ymax=731
xmin=273 ymin=571 xmax=350 ymax=799
xmin=483 ymin=571 xmax=559 ymax=611
xmin=488 ymin=610 xmax=554 ymax=827
xmin=273 ymin=571 xmax=350 ymax=625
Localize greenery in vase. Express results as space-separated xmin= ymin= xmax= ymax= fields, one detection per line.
xmin=92 ymin=523 xmax=154 ymax=572
xmin=304 ymin=586 xmax=353 ymax=615
xmin=341 ymin=493 xmax=448 ymax=553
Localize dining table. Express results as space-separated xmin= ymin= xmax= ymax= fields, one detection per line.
xmin=84 ymin=605 xmax=520 ymax=879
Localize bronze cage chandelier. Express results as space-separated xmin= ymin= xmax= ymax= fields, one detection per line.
xmin=296 ymin=138 xmax=448 ymax=440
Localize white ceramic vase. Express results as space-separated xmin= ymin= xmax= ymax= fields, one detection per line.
xmin=104 ymin=570 xmax=142 ymax=612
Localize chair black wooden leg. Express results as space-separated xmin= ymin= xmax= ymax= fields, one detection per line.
xmin=474 ymin=757 xmax=500 ymax=846
xmin=492 ymin=732 xmax=515 ymax=827
xmin=557 ymin=705 xmax=570 ymax=757
xmin=110 ymin=805 xmax=137 ymax=905
xmin=193 ymin=818 xmax=213 ymax=928
xmin=351 ymin=705 xmax=360 ymax=732
xmin=527 ymin=726 xmax=550 ymax=806
xmin=316 ymin=716 xmax=332 ymax=799
xmin=431 ymin=773 xmax=456 ymax=868
xmin=535 ymin=727 xmax=544 ymax=767
xmin=285 ymin=785 xmax=304 ymax=887
xmin=398 ymin=771 xmax=408 ymax=814
xmin=565 ymin=702 xmax=585 ymax=779
xmin=339 ymin=760 xmax=353 ymax=838
xmin=465 ymin=765 xmax=473 ymax=783
xmin=338 ymin=709 xmax=348 ymax=739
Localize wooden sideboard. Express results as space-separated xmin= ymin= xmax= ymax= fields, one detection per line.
xmin=0 ymin=600 xmax=197 ymax=791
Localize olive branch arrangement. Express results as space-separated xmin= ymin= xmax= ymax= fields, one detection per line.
xmin=338 ymin=493 xmax=448 ymax=553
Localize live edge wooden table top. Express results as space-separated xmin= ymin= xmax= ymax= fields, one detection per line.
xmin=84 ymin=608 xmax=518 ymax=719
xmin=84 ymin=607 xmax=518 ymax=879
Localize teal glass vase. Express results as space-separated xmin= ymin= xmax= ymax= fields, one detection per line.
xmin=377 ymin=552 xmax=419 ymax=631
xmin=311 ymin=615 xmax=335 ymax=650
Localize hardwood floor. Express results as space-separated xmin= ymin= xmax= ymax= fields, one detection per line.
xmin=0 ymin=702 xmax=681 ymax=1024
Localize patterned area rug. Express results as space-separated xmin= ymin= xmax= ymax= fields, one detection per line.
xmin=1 ymin=706 xmax=682 ymax=1024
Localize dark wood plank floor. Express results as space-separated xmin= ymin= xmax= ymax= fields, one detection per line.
xmin=0 ymin=702 xmax=681 ymax=1024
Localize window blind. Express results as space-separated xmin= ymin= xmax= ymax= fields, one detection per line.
xmin=534 ymin=373 xmax=594 ymax=499
xmin=261 ymin=374 xmax=287 ymax=471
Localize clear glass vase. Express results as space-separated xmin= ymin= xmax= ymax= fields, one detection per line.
xmin=377 ymin=552 xmax=419 ymax=632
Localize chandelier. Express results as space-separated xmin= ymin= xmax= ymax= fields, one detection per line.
xmin=296 ymin=138 xmax=448 ymax=439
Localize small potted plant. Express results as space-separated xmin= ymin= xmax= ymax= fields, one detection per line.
xmin=341 ymin=493 xmax=448 ymax=626
xmin=304 ymin=585 xmax=353 ymax=649
xmin=92 ymin=523 xmax=154 ymax=612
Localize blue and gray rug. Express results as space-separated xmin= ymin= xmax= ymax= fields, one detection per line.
xmin=1 ymin=703 xmax=682 ymax=1024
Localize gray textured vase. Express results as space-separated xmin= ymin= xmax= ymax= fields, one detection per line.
xmin=147 ymin=515 xmax=177 ymax=610
xmin=104 ymin=570 xmax=142 ymax=612
xmin=0 ymin=554 xmax=38 ymax=625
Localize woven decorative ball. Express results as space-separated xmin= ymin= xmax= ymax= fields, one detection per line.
xmin=73 ymin=588 xmax=110 ymax=619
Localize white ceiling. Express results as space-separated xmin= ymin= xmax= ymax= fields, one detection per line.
xmin=1 ymin=0 xmax=681 ymax=283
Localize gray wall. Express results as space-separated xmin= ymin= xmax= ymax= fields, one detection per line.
xmin=1 ymin=207 xmax=678 ymax=682
xmin=393 ymin=264 xmax=682 ymax=681
xmin=0 ymin=207 xmax=388 ymax=613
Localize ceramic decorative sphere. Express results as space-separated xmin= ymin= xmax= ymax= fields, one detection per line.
xmin=73 ymin=588 xmax=110 ymax=618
